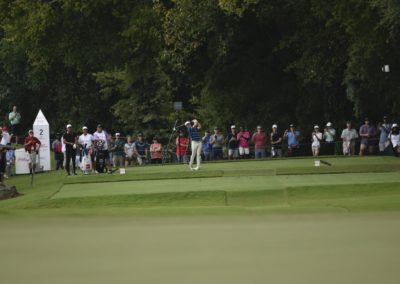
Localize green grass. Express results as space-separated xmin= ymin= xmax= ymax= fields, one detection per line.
xmin=1 ymin=156 xmax=400 ymax=284
xmin=0 ymin=156 xmax=399 ymax=216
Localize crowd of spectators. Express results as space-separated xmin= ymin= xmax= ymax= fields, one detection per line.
xmin=0 ymin=104 xmax=399 ymax=177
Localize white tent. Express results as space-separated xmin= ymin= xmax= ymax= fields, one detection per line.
xmin=33 ymin=110 xmax=51 ymax=171
xmin=15 ymin=110 xmax=51 ymax=174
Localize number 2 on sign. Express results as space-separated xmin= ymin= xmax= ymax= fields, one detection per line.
xmin=40 ymin=129 xmax=43 ymax=135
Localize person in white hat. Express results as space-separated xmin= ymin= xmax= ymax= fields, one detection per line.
xmin=78 ymin=126 xmax=94 ymax=168
xmin=323 ymin=122 xmax=336 ymax=155
xmin=270 ymin=125 xmax=282 ymax=158
xmin=388 ymin=123 xmax=400 ymax=156
xmin=311 ymin=125 xmax=323 ymax=157
xmin=63 ymin=124 xmax=78 ymax=175
xmin=227 ymin=125 xmax=239 ymax=160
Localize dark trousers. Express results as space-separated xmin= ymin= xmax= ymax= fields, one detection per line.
xmin=65 ymin=149 xmax=76 ymax=174
xmin=325 ymin=142 xmax=335 ymax=155
xmin=151 ymin=158 xmax=162 ymax=164
xmin=213 ymin=148 xmax=223 ymax=160
xmin=55 ymin=152 xmax=64 ymax=170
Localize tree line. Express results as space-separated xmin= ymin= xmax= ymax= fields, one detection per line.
xmin=0 ymin=0 xmax=399 ymax=141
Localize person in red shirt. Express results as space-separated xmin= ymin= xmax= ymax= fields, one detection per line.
xmin=24 ymin=130 xmax=41 ymax=173
xmin=252 ymin=125 xmax=267 ymax=159
xmin=176 ymin=130 xmax=189 ymax=163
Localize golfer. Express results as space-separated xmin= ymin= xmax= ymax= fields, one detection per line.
xmin=185 ymin=119 xmax=202 ymax=171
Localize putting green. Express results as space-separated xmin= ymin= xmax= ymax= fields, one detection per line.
xmin=53 ymin=172 xmax=400 ymax=199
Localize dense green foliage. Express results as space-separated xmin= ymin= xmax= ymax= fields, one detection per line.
xmin=0 ymin=0 xmax=399 ymax=137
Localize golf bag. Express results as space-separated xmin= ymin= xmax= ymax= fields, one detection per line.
xmin=80 ymin=145 xmax=93 ymax=175
xmin=95 ymin=140 xmax=106 ymax=173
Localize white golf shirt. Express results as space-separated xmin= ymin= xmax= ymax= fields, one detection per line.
xmin=79 ymin=133 xmax=94 ymax=148
xmin=0 ymin=131 xmax=11 ymax=145
xmin=93 ymin=131 xmax=109 ymax=149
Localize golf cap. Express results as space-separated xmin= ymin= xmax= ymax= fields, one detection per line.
xmin=115 ymin=132 xmax=120 ymax=136
xmin=28 ymin=130 xmax=33 ymax=133
xmin=289 ymin=124 xmax=295 ymax=127
xmin=314 ymin=125 xmax=319 ymax=129
xmin=231 ymin=125 xmax=236 ymax=129
xmin=272 ymin=124 xmax=278 ymax=129
xmin=392 ymin=123 xmax=398 ymax=128
xmin=97 ymin=124 xmax=102 ymax=128
xmin=184 ymin=121 xmax=191 ymax=126
xmin=326 ymin=122 xmax=332 ymax=127
xmin=257 ymin=125 xmax=262 ymax=129
xmin=66 ymin=124 xmax=72 ymax=128
xmin=214 ymin=126 xmax=219 ymax=130
xmin=82 ymin=126 xmax=88 ymax=130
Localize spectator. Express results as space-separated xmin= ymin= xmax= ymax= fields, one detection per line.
xmin=52 ymin=134 xmax=64 ymax=170
xmin=0 ymin=127 xmax=12 ymax=146
xmin=252 ymin=125 xmax=267 ymax=159
xmin=93 ymin=124 xmax=112 ymax=173
xmin=186 ymin=119 xmax=202 ymax=170
xmin=389 ymin=124 xmax=399 ymax=157
xmin=359 ymin=118 xmax=376 ymax=156
xmin=237 ymin=126 xmax=251 ymax=159
xmin=134 ymin=133 xmax=148 ymax=165
xmin=209 ymin=127 xmax=225 ymax=160
xmin=8 ymin=106 xmax=21 ymax=144
xmin=311 ymin=125 xmax=323 ymax=157
xmin=227 ymin=125 xmax=239 ymax=160
xmin=270 ymin=124 xmax=282 ymax=158
xmin=323 ymin=122 xmax=336 ymax=155
xmin=0 ymin=147 xmax=6 ymax=182
xmin=79 ymin=126 xmax=94 ymax=168
xmin=5 ymin=144 xmax=15 ymax=178
xmin=341 ymin=122 xmax=358 ymax=155
xmin=284 ymin=124 xmax=300 ymax=156
xmin=150 ymin=136 xmax=163 ymax=164
xmin=202 ymin=130 xmax=212 ymax=161
xmin=111 ymin=133 xmax=125 ymax=168
xmin=24 ymin=130 xmax=41 ymax=174
xmin=378 ymin=116 xmax=392 ymax=154
xmin=175 ymin=130 xmax=189 ymax=163
xmin=124 ymin=135 xmax=135 ymax=167
xmin=63 ymin=124 xmax=77 ymax=176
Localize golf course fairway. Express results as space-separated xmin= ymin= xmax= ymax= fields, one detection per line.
xmin=0 ymin=156 xmax=399 ymax=283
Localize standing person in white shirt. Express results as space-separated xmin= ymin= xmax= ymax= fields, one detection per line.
xmin=79 ymin=126 xmax=94 ymax=168
xmin=8 ymin=106 xmax=21 ymax=144
xmin=341 ymin=122 xmax=359 ymax=155
xmin=0 ymin=127 xmax=13 ymax=146
xmin=388 ymin=124 xmax=400 ymax=156
xmin=124 ymin=135 xmax=135 ymax=167
xmin=311 ymin=125 xmax=323 ymax=157
xmin=93 ymin=124 xmax=112 ymax=173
